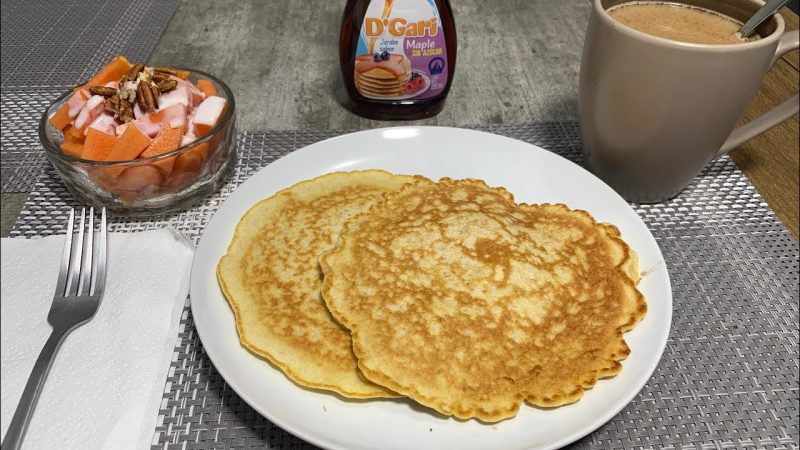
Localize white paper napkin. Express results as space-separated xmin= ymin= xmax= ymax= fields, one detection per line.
xmin=1 ymin=229 xmax=194 ymax=450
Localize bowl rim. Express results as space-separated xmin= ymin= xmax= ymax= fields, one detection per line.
xmin=38 ymin=68 xmax=236 ymax=166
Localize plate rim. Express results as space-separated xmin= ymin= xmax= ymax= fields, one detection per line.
xmin=190 ymin=125 xmax=673 ymax=450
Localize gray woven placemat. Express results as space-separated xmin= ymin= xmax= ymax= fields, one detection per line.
xmin=1 ymin=0 xmax=180 ymax=192
xmin=9 ymin=123 xmax=800 ymax=449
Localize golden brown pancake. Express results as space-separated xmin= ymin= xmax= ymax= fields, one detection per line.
xmin=354 ymin=55 xmax=412 ymax=98
xmin=356 ymin=80 xmax=406 ymax=91
xmin=356 ymin=73 xmax=411 ymax=86
xmin=320 ymin=177 xmax=646 ymax=421
xmin=217 ymin=170 xmax=415 ymax=398
xmin=355 ymin=74 xmax=409 ymax=97
xmin=354 ymin=84 xmax=405 ymax=97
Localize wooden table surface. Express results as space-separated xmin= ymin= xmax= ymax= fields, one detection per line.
xmin=730 ymin=8 xmax=799 ymax=239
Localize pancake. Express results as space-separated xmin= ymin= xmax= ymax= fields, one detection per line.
xmin=354 ymin=54 xmax=412 ymax=98
xmin=355 ymin=77 xmax=408 ymax=90
xmin=359 ymin=67 xmax=403 ymax=80
xmin=217 ymin=170 xmax=415 ymax=398
xmin=354 ymin=55 xmax=412 ymax=80
xmin=355 ymin=82 xmax=408 ymax=93
xmin=354 ymin=84 xmax=405 ymax=97
xmin=320 ymin=177 xmax=646 ymax=421
xmin=355 ymin=77 xmax=409 ymax=95
xmin=355 ymin=77 xmax=406 ymax=86
xmin=356 ymin=68 xmax=411 ymax=83
xmin=357 ymin=71 xmax=411 ymax=83
xmin=355 ymin=86 xmax=405 ymax=97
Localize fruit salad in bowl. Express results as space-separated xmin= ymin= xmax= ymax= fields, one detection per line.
xmin=39 ymin=55 xmax=236 ymax=216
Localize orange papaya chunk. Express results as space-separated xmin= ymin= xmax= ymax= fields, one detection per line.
xmin=60 ymin=141 xmax=84 ymax=158
xmin=165 ymin=148 xmax=204 ymax=191
xmin=140 ymin=126 xmax=185 ymax=175
xmin=88 ymin=167 xmax=117 ymax=192
xmin=63 ymin=126 xmax=85 ymax=144
xmin=196 ymin=79 xmax=218 ymax=97
xmin=95 ymin=164 xmax=165 ymax=205
xmin=116 ymin=164 xmax=165 ymax=192
xmin=84 ymin=55 xmax=132 ymax=87
xmin=176 ymin=70 xmax=190 ymax=80
xmin=188 ymin=142 xmax=210 ymax=161
xmin=173 ymin=150 xmax=204 ymax=174
xmin=50 ymin=103 xmax=72 ymax=130
xmin=140 ymin=126 xmax=184 ymax=158
xmin=106 ymin=124 xmax=151 ymax=161
xmin=151 ymin=155 xmax=178 ymax=178
xmin=82 ymin=128 xmax=117 ymax=161
xmin=68 ymin=125 xmax=87 ymax=142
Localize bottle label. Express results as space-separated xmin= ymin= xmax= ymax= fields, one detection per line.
xmin=355 ymin=0 xmax=448 ymax=100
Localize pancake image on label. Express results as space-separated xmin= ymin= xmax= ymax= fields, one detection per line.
xmin=355 ymin=77 xmax=409 ymax=92
xmin=356 ymin=81 xmax=409 ymax=93
xmin=217 ymin=170 xmax=415 ymax=398
xmin=359 ymin=67 xmax=405 ymax=80
xmin=357 ymin=72 xmax=411 ymax=84
xmin=354 ymin=53 xmax=411 ymax=98
xmin=354 ymin=83 xmax=405 ymax=97
xmin=320 ymin=177 xmax=647 ymax=421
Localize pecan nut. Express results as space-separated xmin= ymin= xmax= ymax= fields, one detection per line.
xmin=118 ymin=99 xmax=134 ymax=123
xmin=126 ymin=63 xmax=145 ymax=82
xmin=137 ymin=81 xmax=157 ymax=112
xmin=153 ymin=66 xmax=177 ymax=75
xmin=149 ymin=81 xmax=160 ymax=103
xmin=104 ymin=95 xmax=133 ymax=123
xmin=151 ymin=72 xmax=171 ymax=83
xmin=103 ymin=97 xmax=117 ymax=115
xmin=155 ymin=79 xmax=178 ymax=93
xmin=89 ymin=86 xmax=118 ymax=97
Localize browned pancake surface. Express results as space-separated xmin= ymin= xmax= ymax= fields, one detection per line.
xmin=217 ymin=170 xmax=415 ymax=398
xmin=320 ymin=177 xmax=646 ymax=420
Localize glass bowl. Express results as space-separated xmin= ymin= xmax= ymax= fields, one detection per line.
xmin=38 ymin=69 xmax=236 ymax=216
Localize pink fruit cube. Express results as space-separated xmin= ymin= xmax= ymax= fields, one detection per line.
xmin=67 ymin=90 xmax=90 ymax=118
xmin=131 ymin=104 xmax=187 ymax=137
xmin=191 ymin=96 xmax=227 ymax=137
xmin=176 ymin=78 xmax=205 ymax=107
xmin=157 ymin=85 xmax=191 ymax=110
xmin=181 ymin=133 xmax=197 ymax=147
xmin=74 ymin=95 xmax=105 ymax=129
xmin=87 ymin=112 xmax=117 ymax=136
xmin=133 ymin=103 xmax=145 ymax=120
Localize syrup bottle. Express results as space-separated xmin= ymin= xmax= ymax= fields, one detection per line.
xmin=340 ymin=0 xmax=457 ymax=120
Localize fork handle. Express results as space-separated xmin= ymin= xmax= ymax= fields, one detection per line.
xmin=2 ymin=328 xmax=68 ymax=450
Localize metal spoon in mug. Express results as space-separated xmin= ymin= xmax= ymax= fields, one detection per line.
xmin=738 ymin=0 xmax=789 ymax=38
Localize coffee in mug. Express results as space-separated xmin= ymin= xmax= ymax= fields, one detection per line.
xmin=607 ymin=2 xmax=757 ymax=45
xmin=579 ymin=0 xmax=799 ymax=203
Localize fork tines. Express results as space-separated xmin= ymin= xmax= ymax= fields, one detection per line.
xmin=55 ymin=207 xmax=107 ymax=298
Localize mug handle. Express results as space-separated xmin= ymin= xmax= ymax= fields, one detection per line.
xmin=716 ymin=30 xmax=799 ymax=157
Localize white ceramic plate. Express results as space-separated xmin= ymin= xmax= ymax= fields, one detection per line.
xmin=190 ymin=126 xmax=672 ymax=450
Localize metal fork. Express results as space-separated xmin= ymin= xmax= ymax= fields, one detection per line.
xmin=2 ymin=207 xmax=107 ymax=450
